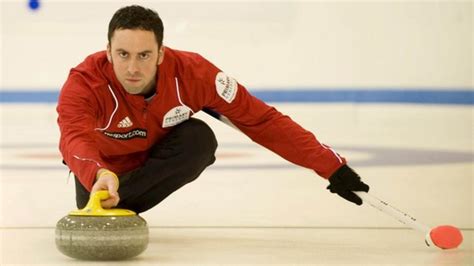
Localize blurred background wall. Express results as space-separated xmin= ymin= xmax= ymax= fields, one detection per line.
xmin=1 ymin=0 xmax=472 ymax=92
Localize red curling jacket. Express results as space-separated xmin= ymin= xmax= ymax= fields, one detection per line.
xmin=57 ymin=47 xmax=346 ymax=191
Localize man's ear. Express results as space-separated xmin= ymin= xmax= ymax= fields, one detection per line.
xmin=157 ymin=45 xmax=165 ymax=65
xmin=106 ymin=43 xmax=112 ymax=62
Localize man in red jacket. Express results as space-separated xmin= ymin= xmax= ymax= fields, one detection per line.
xmin=57 ymin=5 xmax=369 ymax=213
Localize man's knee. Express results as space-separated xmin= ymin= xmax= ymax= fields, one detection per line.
xmin=176 ymin=119 xmax=218 ymax=175
xmin=150 ymin=118 xmax=217 ymax=162
xmin=182 ymin=118 xmax=218 ymax=156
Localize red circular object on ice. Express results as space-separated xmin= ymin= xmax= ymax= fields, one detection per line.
xmin=430 ymin=225 xmax=463 ymax=249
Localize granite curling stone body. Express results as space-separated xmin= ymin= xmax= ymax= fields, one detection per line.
xmin=56 ymin=191 xmax=149 ymax=260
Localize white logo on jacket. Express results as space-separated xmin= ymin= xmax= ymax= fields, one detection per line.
xmin=117 ymin=116 xmax=133 ymax=128
xmin=162 ymin=106 xmax=191 ymax=128
xmin=215 ymin=72 xmax=238 ymax=103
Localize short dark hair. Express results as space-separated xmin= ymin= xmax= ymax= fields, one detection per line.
xmin=108 ymin=5 xmax=164 ymax=47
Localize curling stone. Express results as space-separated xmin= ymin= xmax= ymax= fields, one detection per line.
xmin=55 ymin=191 xmax=149 ymax=260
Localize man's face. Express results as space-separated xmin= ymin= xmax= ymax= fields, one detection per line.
xmin=107 ymin=29 xmax=164 ymax=95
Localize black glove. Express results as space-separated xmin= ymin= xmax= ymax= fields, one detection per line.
xmin=327 ymin=165 xmax=369 ymax=205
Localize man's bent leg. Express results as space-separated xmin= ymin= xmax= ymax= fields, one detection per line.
xmin=116 ymin=118 xmax=217 ymax=212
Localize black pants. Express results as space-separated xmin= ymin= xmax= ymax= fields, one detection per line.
xmin=75 ymin=118 xmax=218 ymax=213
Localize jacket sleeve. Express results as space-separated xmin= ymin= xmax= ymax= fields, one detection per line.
xmin=57 ymin=73 xmax=109 ymax=191
xmin=194 ymin=57 xmax=346 ymax=179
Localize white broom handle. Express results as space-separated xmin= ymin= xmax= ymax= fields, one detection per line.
xmin=354 ymin=191 xmax=431 ymax=234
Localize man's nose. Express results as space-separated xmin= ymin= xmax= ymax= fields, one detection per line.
xmin=127 ymin=59 xmax=139 ymax=74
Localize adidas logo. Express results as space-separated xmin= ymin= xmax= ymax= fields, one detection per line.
xmin=117 ymin=116 xmax=133 ymax=128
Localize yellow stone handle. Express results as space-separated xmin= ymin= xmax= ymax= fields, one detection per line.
xmin=84 ymin=190 xmax=110 ymax=212
xmin=68 ymin=190 xmax=136 ymax=216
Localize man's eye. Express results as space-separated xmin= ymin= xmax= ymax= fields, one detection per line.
xmin=119 ymin=52 xmax=128 ymax=58
xmin=139 ymin=53 xmax=150 ymax=59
